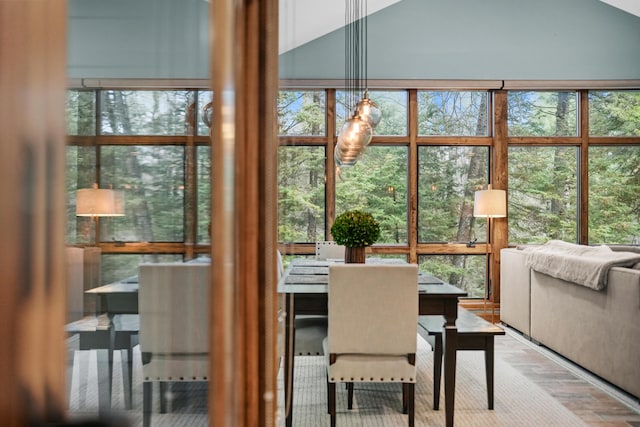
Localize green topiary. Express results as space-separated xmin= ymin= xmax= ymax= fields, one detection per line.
xmin=330 ymin=210 xmax=381 ymax=248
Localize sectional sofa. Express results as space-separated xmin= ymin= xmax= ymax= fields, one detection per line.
xmin=500 ymin=243 xmax=640 ymax=400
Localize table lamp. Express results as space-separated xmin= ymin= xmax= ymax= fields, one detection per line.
xmin=473 ymin=184 xmax=506 ymax=320
xmin=76 ymin=183 xmax=124 ymax=243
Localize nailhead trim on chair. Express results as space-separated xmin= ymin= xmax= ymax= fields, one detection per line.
xmin=330 ymin=376 xmax=414 ymax=382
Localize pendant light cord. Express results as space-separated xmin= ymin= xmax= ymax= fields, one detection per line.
xmin=344 ymin=0 xmax=368 ymax=113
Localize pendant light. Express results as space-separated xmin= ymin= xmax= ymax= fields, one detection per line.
xmin=334 ymin=0 xmax=381 ymax=168
xmin=354 ymin=90 xmax=382 ymax=129
xmin=335 ymin=116 xmax=372 ymax=167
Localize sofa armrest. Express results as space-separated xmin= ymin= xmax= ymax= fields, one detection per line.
xmin=500 ymin=248 xmax=531 ymax=336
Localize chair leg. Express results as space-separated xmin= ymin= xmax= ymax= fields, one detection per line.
xmin=407 ymin=383 xmax=415 ymax=427
xmin=485 ymin=337 xmax=495 ymax=410
xmin=124 ymin=333 xmax=137 ymax=409
xmin=347 ymin=382 xmax=354 ymax=409
xmin=402 ymin=383 xmax=407 ymax=413
xmin=326 ymin=376 xmax=330 ymax=414
xmin=433 ymin=334 xmax=443 ymax=410
xmin=160 ymin=381 xmax=169 ymax=413
xmin=328 ymin=381 xmax=336 ymax=427
xmin=143 ymin=381 xmax=152 ymax=427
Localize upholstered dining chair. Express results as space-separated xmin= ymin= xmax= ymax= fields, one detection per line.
xmin=290 ymin=241 xmax=345 ymax=356
xmin=316 ymin=240 xmax=346 ymax=261
xmin=278 ymin=250 xmax=330 ymax=424
xmin=277 ymin=250 xmax=327 ymax=356
xmin=138 ymin=263 xmax=209 ymax=427
xmin=323 ymin=264 xmax=419 ymax=427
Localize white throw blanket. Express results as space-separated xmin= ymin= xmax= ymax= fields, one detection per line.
xmin=522 ymin=240 xmax=640 ymax=290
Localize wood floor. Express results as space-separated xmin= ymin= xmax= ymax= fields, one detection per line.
xmin=497 ymin=327 xmax=640 ymax=427
xmin=66 ymin=324 xmax=640 ymax=426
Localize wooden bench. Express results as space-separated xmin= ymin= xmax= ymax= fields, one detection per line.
xmin=66 ymin=313 xmax=139 ymax=411
xmin=418 ymin=307 xmax=505 ymax=410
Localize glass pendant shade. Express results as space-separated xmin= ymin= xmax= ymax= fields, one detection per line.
xmin=334 ymin=142 xmax=362 ymax=167
xmin=202 ymin=101 xmax=213 ymax=128
xmin=354 ymin=96 xmax=382 ymax=129
xmin=335 ymin=115 xmax=372 ymax=166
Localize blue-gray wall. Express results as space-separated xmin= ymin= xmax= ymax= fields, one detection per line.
xmin=68 ymin=0 xmax=209 ymax=79
xmin=68 ymin=0 xmax=640 ymax=80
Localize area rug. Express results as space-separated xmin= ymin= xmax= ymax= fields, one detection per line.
xmin=67 ymin=331 xmax=591 ymax=426
xmin=279 ymin=332 xmax=587 ymax=427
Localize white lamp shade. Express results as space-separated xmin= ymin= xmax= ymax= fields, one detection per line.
xmin=473 ymin=188 xmax=507 ymax=218
xmin=76 ymin=187 xmax=125 ymax=217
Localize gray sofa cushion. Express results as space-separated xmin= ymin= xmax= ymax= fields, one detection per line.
xmin=608 ymin=245 xmax=640 ymax=253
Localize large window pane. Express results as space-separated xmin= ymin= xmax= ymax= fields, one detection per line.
xmin=337 ymin=90 xmax=408 ymax=136
xmin=197 ymin=146 xmax=211 ymax=243
xmin=589 ymin=90 xmax=640 ymax=136
xmin=100 ymin=146 xmax=185 ymax=242
xmin=335 ymin=146 xmax=408 ymax=244
xmin=100 ymin=90 xmax=194 ymax=135
xmin=66 ymin=90 xmax=95 ymax=135
xmin=66 ymin=146 xmax=97 ymax=244
xmin=588 ymin=146 xmax=640 ymax=244
xmin=278 ymin=146 xmax=326 ymax=243
xmin=419 ymin=255 xmax=485 ymax=298
xmin=508 ymin=91 xmax=578 ymax=137
xmin=417 ymin=91 xmax=489 ymax=136
xmin=508 ymin=146 xmax=578 ymax=243
xmin=278 ymin=90 xmax=326 ymax=136
xmin=101 ymin=254 xmax=183 ymax=284
xmin=418 ymin=146 xmax=488 ymax=243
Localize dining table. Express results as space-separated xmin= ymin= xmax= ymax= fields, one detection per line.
xmin=86 ymin=258 xmax=211 ymax=317
xmin=84 ymin=277 xmax=140 ymax=410
xmin=86 ymin=278 xmax=139 ymax=317
xmin=278 ymin=258 xmax=467 ymax=427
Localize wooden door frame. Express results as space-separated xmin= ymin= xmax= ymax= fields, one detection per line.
xmin=209 ymin=0 xmax=279 ymax=425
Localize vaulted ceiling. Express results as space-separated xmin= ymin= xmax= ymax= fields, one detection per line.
xmin=278 ymin=0 xmax=400 ymax=54
xmin=279 ymin=0 xmax=640 ymax=55
xmin=599 ymin=0 xmax=640 ymax=18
